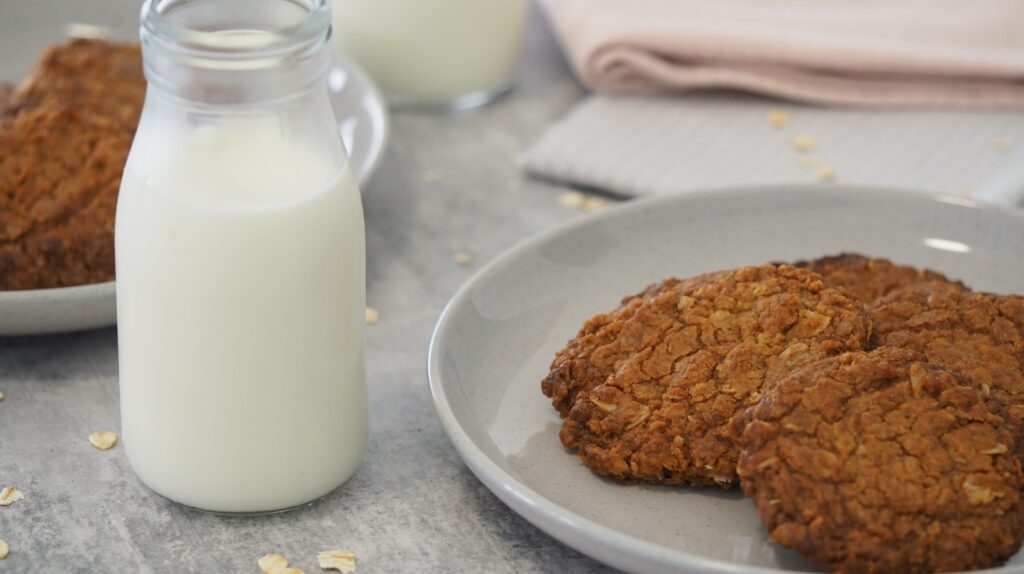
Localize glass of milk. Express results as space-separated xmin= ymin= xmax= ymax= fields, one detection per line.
xmin=332 ymin=0 xmax=528 ymax=110
xmin=116 ymin=0 xmax=367 ymax=514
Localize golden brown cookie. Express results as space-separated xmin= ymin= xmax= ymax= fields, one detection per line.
xmin=792 ymin=253 xmax=965 ymax=303
xmin=8 ymin=38 xmax=144 ymax=128
xmin=0 ymin=107 xmax=131 ymax=289
xmin=738 ymin=347 xmax=1024 ymax=574
xmin=541 ymin=274 xmax=726 ymax=417
xmin=1 ymin=39 xmax=143 ymax=290
xmin=559 ymin=264 xmax=870 ymax=487
xmin=868 ymin=282 xmax=1024 ymax=457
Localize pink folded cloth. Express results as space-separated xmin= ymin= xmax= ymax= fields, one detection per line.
xmin=539 ymin=0 xmax=1024 ymax=107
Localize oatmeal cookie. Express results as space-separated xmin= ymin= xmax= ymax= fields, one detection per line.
xmin=0 ymin=107 xmax=131 ymax=289
xmin=738 ymin=347 xmax=1024 ymax=573
xmin=559 ymin=264 xmax=870 ymax=487
xmin=8 ymin=38 xmax=144 ymax=128
xmin=792 ymin=253 xmax=964 ymax=303
xmin=868 ymin=282 xmax=1024 ymax=455
xmin=542 ymin=274 xmax=723 ymax=417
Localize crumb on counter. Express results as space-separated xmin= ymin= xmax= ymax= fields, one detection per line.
xmin=88 ymin=431 xmax=118 ymax=450
xmin=318 ymin=550 xmax=357 ymax=572
xmin=816 ymin=165 xmax=836 ymax=183
xmin=259 ymin=554 xmax=304 ymax=574
xmin=582 ymin=197 xmax=608 ymax=213
xmin=454 ymin=253 xmax=472 ymax=265
xmin=558 ymin=190 xmax=585 ymax=209
xmin=0 ymin=538 xmax=8 ymax=559
xmin=995 ymin=137 xmax=1014 ymax=152
xmin=791 ymin=135 xmax=816 ymax=153
xmin=767 ymin=108 xmax=790 ymax=128
xmin=559 ymin=189 xmax=614 ymax=214
xmin=364 ymin=307 xmax=379 ymax=326
xmin=258 ymin=554 xmax=288 ymax=573
xmin=0 ymin=487 xmax=23 ymax=507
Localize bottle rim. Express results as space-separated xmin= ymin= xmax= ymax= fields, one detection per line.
xmin=140 ymin=0 xmax=330 ymax=65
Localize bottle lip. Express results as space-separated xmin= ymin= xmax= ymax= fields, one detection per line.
xmin=140 ymin=0 xmax=330 ymax=65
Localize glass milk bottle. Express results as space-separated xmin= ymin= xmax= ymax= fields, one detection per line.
xmin=116 ymin=0 xmax=367 ymax=513
xmin=332 ymin=0 xmax=528 ymax=110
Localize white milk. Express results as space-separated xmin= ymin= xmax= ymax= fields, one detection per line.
xmin=115 ymin=121 xmax=367 ymax=513
xmin=332 ymin=0 xmax=527 ymax=105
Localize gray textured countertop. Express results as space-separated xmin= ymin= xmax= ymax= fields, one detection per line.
xmin=0 ymin=7 xmax=623 ymax=574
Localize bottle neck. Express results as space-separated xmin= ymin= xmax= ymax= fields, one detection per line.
xmin=140 ymin=0 xmax=331 ymax=108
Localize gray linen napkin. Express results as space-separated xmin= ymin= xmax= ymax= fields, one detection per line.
xmin=525 ymin=94 xmax=1024 ymax=201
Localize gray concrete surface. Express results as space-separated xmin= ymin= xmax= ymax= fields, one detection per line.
xmin=0 ymin=7 xmax=623 ymax=573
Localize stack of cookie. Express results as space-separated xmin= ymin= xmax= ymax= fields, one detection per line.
xmin=0 ymin=39 xmax=144 ymax=290
xmin=542 ymin=254 xmax=1024 ymax=573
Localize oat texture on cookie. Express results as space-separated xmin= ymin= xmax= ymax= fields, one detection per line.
xmin=792 ymin=253 xmax=964 ymax=304
xmin=738 ymin=347 xmax=1024 ymax=573
xmin=541 ymin=276 xmax=688 ymax=416
xmin=869 ymin=283 xmax=1024 ymax=460
xmin=557 ymin=264 xmax=870 ymax=487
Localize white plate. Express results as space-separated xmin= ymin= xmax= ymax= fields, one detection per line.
xmin=428 ymin=185 xmax=1024 ymax=574
xmin=0 ymin=0 xmax=388 ymax=336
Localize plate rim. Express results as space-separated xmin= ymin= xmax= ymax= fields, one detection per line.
xmin=427 ymin=184 xmax=1024 ymax=574
xmin=0 ymin=280 xmax=115 ymax=301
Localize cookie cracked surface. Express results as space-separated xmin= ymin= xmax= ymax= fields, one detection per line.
xmin=1 ymin=38 xmax=142 ymax=290
xmin=541 ymin=274 xmax=723 ymax=417
xmin=792 ymin=253 xmax=963 ymax=304
xmin=557 ymin=264 xmax=870 ymax=487
xmin=7 ymin=39 xmax=144 ymax=128
xmin=0 ymin=107 xmax=132 ymax=289
xmin=738 ymin=347 xmax=1024 ymax=574
xmin=868 ymin=283 xmax=1024 ymax=459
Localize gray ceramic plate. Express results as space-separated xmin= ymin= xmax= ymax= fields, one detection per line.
xmin=428 ymin=185 xmax=1024 ymax=574
xmin=0 ymin=0 xmax=388 ymax=336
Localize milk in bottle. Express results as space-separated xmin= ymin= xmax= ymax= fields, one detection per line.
xmin=116 ymin=0 xmax=367 ymax=513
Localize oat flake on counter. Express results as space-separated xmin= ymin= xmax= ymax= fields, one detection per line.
xmin=0 ymin=487 xmax=23 ymax=507
xmin=318 ymin=550 xmax=357 ymax=572
xmin=88 ymin=431 xmax=118 ymax=450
